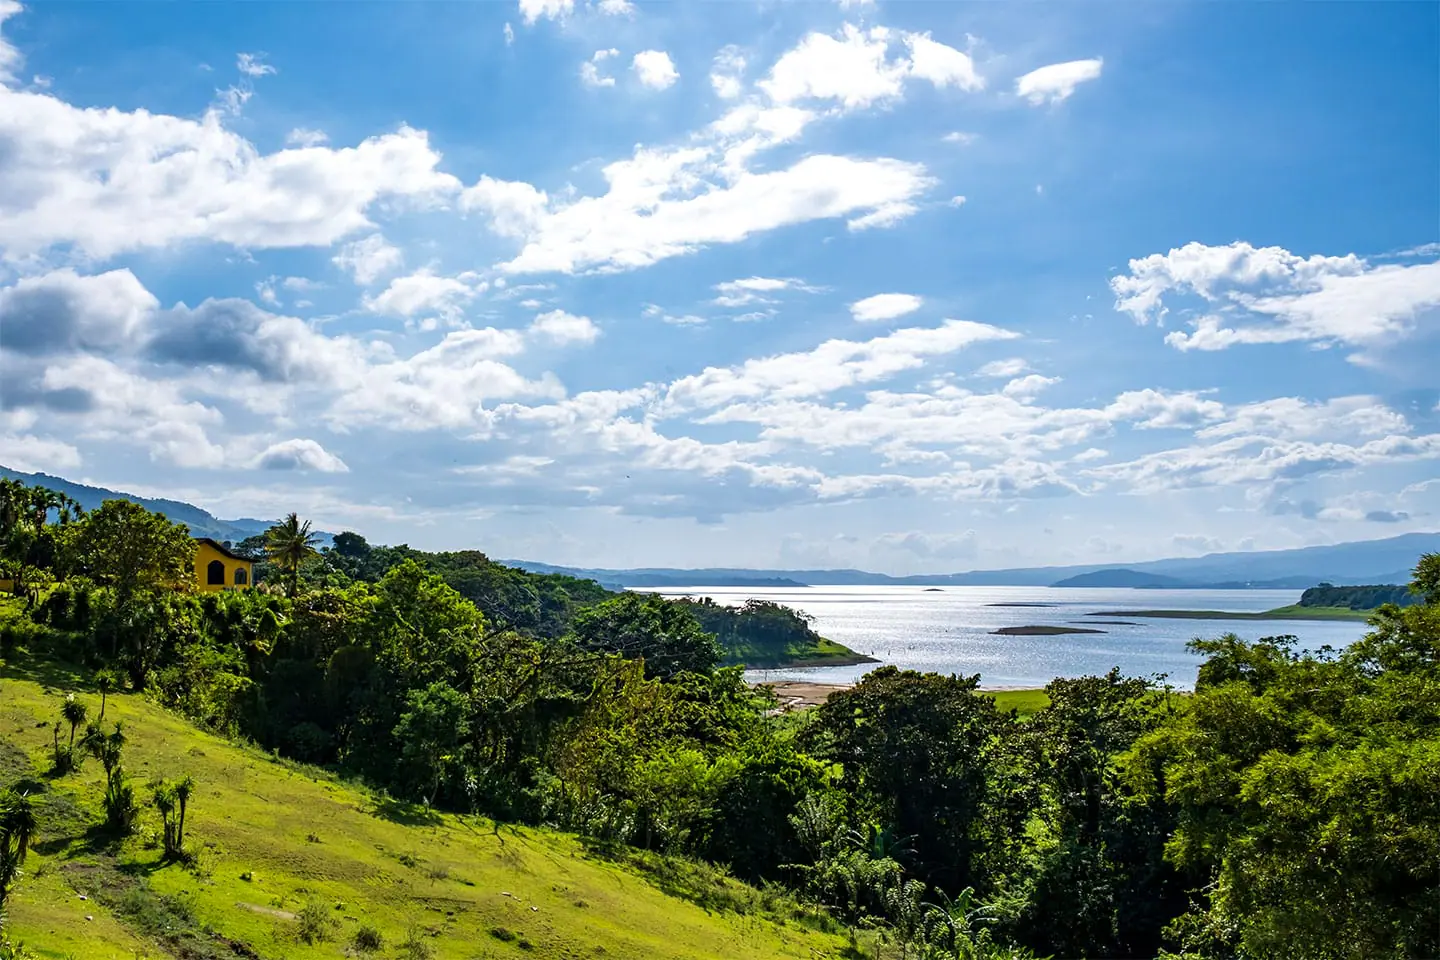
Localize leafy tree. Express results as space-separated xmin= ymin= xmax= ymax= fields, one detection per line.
xmin=571 ymin=592 xmax=721 ymax=680
xmin=84 ymin=722 xmax=138 ymax=834
xmin=69 ymin=499 xmax=194 ymax=599
xmin=265 ymin=513 xmax=321 ymax=598
xmin=393 ymin=682 xmax=471 ymax=805
xmin=1127 ymin=559 xmax=1440 ymax=960
xmin=801 ymin=667 xmax=1031 ymax=896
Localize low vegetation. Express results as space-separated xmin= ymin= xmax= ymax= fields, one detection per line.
xmin=0 ymin=477 xmax=1436 ymax=959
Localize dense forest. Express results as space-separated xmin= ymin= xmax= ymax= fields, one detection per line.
xmin=1 ymin=478 xmax=1437 ymax=960
xmin=1297 ymin=582 xmax=1417 ymax=609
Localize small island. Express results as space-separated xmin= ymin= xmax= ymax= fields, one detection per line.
xmin=1087 ymin=606 xmax=1370 ymax=622
xmin=992 ymin=624 xmax=1107 ymax=636
xmin=677 ymin=596 xmax=877 ymax=668
xmin=986 ymin=602 xmax=1058 ymax=608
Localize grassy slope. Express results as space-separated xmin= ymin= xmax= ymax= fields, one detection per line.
xmin=0 ymin=658 xmax=852 ymax=960
xmin=984 ymin=689 xmax=1050 ymax=718
xmin=723 ymin=636 xmax=876 ymax=670
xmin=1090 ymin=605 xmax=1370 ymax=622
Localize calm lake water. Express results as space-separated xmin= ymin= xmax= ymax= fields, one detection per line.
xmin=638 ymin=585 xmax=1374 ymax=690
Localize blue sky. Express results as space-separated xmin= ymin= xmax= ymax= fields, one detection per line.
xmin=0 ymin=0 xmax=1437 ymax=574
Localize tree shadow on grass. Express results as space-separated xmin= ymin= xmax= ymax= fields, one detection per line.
xmin=368 ymin=794 xmax=444 ymax=827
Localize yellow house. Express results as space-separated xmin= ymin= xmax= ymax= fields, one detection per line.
xmin=193 ymin=538 xmax=254 ymax=592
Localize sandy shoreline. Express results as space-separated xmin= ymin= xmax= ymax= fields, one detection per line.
xmin=757 ymin=679 xmax=1039 ymax=709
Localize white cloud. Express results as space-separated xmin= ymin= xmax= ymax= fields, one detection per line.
xmin=632 ymin=50 xmax=679 ymax=90
xmin=710 ymin=46 xmax=746 ymax=99
xmin=949 ymin=195 xmax=967 ymax=208
xmin=942 ymin=131 xmax=977 ymax=144
xmin=0 ymin=433 xmax=82 ymax=473
xmin=332 ymin=234 xmax=404 ymax=285
xmin=902 ymin=32 xmax=983 ymax=91
xmin=712 ymin=276 xmax=816 ymax=306
xmin=250 ymin=438 xmax=349 ymax=472
xmin=236 ymin=52 xmax=276 ymax=77
xmin=0 ymin=0 xmax=23 ymax=83
xmin=1002 ymin=374 xmax=1060 ymax=401
xmin=643 ymin=304 xmax=708 ymax=326
xmin=460 ymin=175 xmax=550 ymax=238
xmin=663 ymin=319 xmax=1018 ymax=413
xmin=850 ymin=292 xmax=923 ymax=322
xmin=0 ymin=268 xmax=157 ymax=355
xmin=1016 ymin=58 xmax=1103 ymax=105
xmin=1111 ymin=241 xmax=1440 ymax=354
xmin=496 ymin=151 xmax=934 ymax=275
xmin=598 ymin=0 xmax=633 ymax=14
xmin=1104 ymin=388 xmax=1225 ymax=429
xmin=362 ymin=269 xmax=480 ymax=323
xmin=581 ymin=48 xmax=619 ymax=88
xmin=1172 ymin=533 xmax=1224 ymax=553
xmin=976 ymin=358 xmax=1028 ymax=378
xmin=847 ymin=202 xmax=920 ymax=232
xmin=760 ymin=25 xmax=907 ymax=109
xmin=530 ymin=309 xmax=600 ymax=345
xmin=504 ymin=22 xmax=515 ymax=44
xmin=760 ymin=25 xmax=982 ymax=110
xmin=286 ymin=127 xmax=328 ymax=147
xmin=0 ymin=85 xmax=461 ymax=259
xmin=518 ymin=0 xmax=572 ymax=24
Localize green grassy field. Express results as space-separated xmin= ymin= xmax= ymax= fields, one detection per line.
xmin=0 ymin=656 xmax=857 ymax=960
xmin=984 ymin=689 xmax=1050 ymax=718
xmin=1089 ymin=605 xmax=1372 ymax=622
xmin=724 ymin=635 xmax=877 ymax=669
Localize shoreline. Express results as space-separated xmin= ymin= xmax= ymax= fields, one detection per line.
xmin=756 ymin=678 xmax=1044 ymax=710
xmin=1090 ymin=605 xmax=1371 ymax=622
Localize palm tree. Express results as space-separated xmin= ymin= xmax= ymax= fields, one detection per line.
xmin=94 ymin=669 xmax=118 ymax=721
xmin=173 ymin=775 xmax=195 ymax=851
xmin=0 ymin=789 xmax=35 ymax=909
xmin=264 ymin=513 xmax=320 ymax=598
xmin=60 ymin=694 xmax=88 ymax=749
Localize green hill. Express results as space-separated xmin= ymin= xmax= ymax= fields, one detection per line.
xmin=0 ymin=656 xmax=851 ymax=960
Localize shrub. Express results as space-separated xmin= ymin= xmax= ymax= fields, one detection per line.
xmin=351 ymin=925 xmax=384 ymax=953
xmin=398 ymin=925 xmax=434 ymax=960
xmin=295 ymin=901 xmax=336 ymax=944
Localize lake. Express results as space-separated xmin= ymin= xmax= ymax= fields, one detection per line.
xmin=638 ymin=585 xmax=1374 ymax=690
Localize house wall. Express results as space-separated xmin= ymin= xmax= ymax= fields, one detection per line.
xmin=193 ymin=542 xmax=253 ymax=593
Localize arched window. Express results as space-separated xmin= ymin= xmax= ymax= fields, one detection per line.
xmin=234 ymin=567 xmax=249 ymax=586
xmin=207 ymin=559 xmax=226 ymax=585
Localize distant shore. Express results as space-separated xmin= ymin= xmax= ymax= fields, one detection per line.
xmin=1089 ymin=605 xmax=1371 ymax=622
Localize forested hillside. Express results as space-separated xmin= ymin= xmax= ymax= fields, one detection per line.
xmin=1297 ymin=582 xmax=1417 ymax=609
xmin=1 ymin=477 xmax=1438 ymax=960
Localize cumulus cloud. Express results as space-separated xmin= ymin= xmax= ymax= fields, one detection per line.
xmin=712 ymin=276 xmax=817 ymax=307
xmin=976 ymin=358 xmax=1028 ymax=378
xmin=1111 ymin=241 xmax=1440 ymax=355
xmin=850 ymin=293 xmax=922 ymax=322
xmin=530 ymin=309 xmax=600 ymax=345
xmin=332 ymin=233 xmax=404 ymax=285
xmin=1104 ymin=389 xmax=1226 ymax=429
xmin=760 ymin=24 xmax=981 ymax=110
xmin=581 ymin=48 xmax=619 ymax=88
xmin=250 ymin=438 xmax=349 ymax=472
xmin=0 ymin=84 xmax=460 ymax=258
xmin=1366 ymin=510 xmax=1410 ymax=523
xmin=363 ymin=269 xmax=481 ymax=325
xmin=0 ymin=0 xmax=23 ymax=83
xmin=710 ymin=46 xmax=746 ymax=99
xmin=632 ymin=50 xmax=679 ymax=89
xmin=0 ymin=433 xmax=82 ymax=473
xmin=518 ymin=0 xmax=572 ymax=24
xmin=460 ymin=176 xmax=550 ymax=237
xmin=0 ymin=268 xmax=157 ymax=355
xmin=1015 ymin=58 xmax=1103 ymax=105
xmin=1172 ymin=533 xmax=1223 ymax=553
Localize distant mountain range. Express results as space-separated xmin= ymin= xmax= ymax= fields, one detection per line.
xmin=509 ymin=533 xmax=1437 ymax=590
xmin=4 ymin=464 xmax=1431 ymax=589
xmin=0 ymin=466 xmax=303 ymax=545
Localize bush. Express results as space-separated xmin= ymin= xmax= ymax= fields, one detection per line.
xmin=398 ymin=925 xmax=434 ymax=960
xmin=295 ymin=901 xmax=336 ymax=944
xmin=351 ymin=924 xmax=384 ymax=953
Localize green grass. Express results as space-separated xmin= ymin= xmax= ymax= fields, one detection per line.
xmin=1089 ymin=605 xmax=1372 ymax=622
xmin=984 ymin=689 xmax=1050 ymax=718
xmin=724 ymin=635 xmax=877 ymax=669
xmin=0 ymin=654 xmax=855 ymax=960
